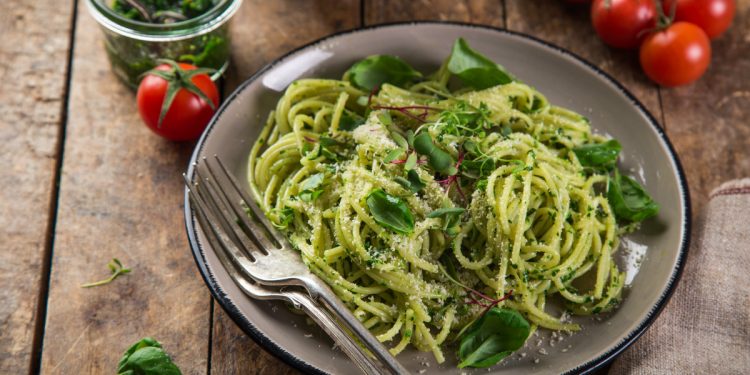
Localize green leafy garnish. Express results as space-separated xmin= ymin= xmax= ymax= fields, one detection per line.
xmin=574 ymin=140 xmax=622 ymax=172
xmin=339 ymin=111 xmax=365 ymax=131
xmin=607 ymin=170 xmax=659 ymax=222
xmin=395 ymin=169 xmax=425 ymax=193
xmin=428 ymin=207 xmax=465 ymax=236
xmin=298 ymin=173 xmax=325 ymax=202
xmin=117 ymin=337 xmax=182 ymax=375
xmin=383 ymin=148 xmax=406 ymax=163
xmin=81 ymin=258 xmax=131 ymax=288
xmin=458 ymin=308 xmax=530 ymax=368
xmin=404 ymin=152 xmax=418 ymax=171
xmin=447 ymin=38 xmax=514 ymax=90
xmin=345 ymin=55 xmax=422 ymax=91
xmin=413 ymin=133 xmax=457 ymax=176
xmin=366 ymin=189 xmax=414 ymax=234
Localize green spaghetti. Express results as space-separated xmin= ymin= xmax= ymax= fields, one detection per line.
xmin=247 ymin=38 xmax=658 ymax=367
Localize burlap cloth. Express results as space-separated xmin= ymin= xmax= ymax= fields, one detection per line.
xmin=610 ymin=179 xmax=750 ymax=374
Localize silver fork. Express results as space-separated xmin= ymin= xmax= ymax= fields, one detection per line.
xmin=185 ymin=155 xmax=410 ymax=375
xmin=190 ymin=197 xmax=380 ymax=374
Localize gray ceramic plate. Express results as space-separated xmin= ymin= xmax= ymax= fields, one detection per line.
xmin=184 ymin=22 xmax=690 ymax=374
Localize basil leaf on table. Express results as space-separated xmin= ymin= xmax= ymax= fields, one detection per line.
xmin=117 ymin=337 xmax=182 ymax=375
xmin=447 ymin=38 xmax=514 ymax=90
xmin=413 ymin=133 xmax=457 ymax=176
xmin=458 ymin=308 xmax=531 ymax=368
xmin=345 ymin=55 xmax=422 ymax=91
xmin=366 ymin=189 xmax=414 ymax=234
xmin=574 ymin=139 xmax=622 ymax=171
xmin=607 ymin=170 xmax=659 ymax=222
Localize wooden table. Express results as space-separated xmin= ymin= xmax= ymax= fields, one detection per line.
xmin=2 ymin=0 xmax=748 ymax=373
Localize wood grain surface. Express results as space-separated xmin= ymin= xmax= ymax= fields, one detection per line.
xmin=210 ymin=1 xmax=359 ymax=374
xmin=0 ymin=0 xmax=74 ymax=373
xmin=659 ymin=1 xmax=750 ymax=216
xmin=3 ymin=0 xmax=749 ymax=374
xmin=38 ymin=3 xmax=210 ymax=374
xmin=365 ymin=0 xmax=503 ymax=26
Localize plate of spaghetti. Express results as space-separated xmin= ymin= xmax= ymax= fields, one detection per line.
xmin=185 ymin=22 xmax=690 ymax=374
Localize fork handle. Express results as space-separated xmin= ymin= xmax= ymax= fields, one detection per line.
xmin=310 ymin=282 xmax=411 ymax=374
xmin=290 ymin=291 xmax=384 ymax=375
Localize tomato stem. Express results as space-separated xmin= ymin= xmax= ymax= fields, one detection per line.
xmin=142 ymin=59 xmax=217 ymax=128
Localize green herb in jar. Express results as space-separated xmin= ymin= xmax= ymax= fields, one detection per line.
xmin=111 ymin=0 xmax=219 ymax=23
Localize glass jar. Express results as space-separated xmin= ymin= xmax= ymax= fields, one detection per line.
xmin=86 ymin=0 xmax=242 ymax=89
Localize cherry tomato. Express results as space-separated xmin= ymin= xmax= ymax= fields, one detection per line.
xmin=137 ymin=62 xmax=220 ymax=141
xmin=640 ymin=22 xmax=711 ymax=86
xmin=591 ymin=0 xmax=657 ymax=49
xmin=662 ymin=0 xmax=735 ymax=39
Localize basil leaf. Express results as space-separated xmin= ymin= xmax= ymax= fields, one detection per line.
xmin=366 ymin=189 xmax=414 ymax=234
xmin=607 ymin=170 xmax=659 ymax=222
xmin=395 ymin=169 xmax=425 ymax=193
xmin=447 ymin=38 xmax=514 ymax=90
xmin=574 ymin=140 xmax=621 ymax=171
xmin=299 ymin=173 xmax=325 ymax=202
xmin=117 ymin=337 xmax=182 ymax=375
xmin=458 ymin=308 xmax=530 ymax=368
xmin=339 ymin=111 xmax=365 ymax=131
xmin=413 ymin=133 xmax=457 ymax=176
xmin=427 ymin=207 xmax=466 ymax=218
xmin=346 ymin=55 xmax=422 ymax=91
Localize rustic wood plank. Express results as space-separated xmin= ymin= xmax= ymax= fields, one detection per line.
xmin=210 ymin=1 xmax=360 ymax=373
xmin=505 ymin=0 xmax=662 ymax=120
xmin=0 ymin=1 xmax=74 ymax=373
xmin=39 ymin=3 xmax=210 ymax=374
xmin=364 ymin=0 xmax=503 ymax=26
xmin=659 ymin=1 xmax=750 ymax=216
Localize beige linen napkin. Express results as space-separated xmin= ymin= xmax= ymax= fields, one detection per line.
xmin=610 ymin=179 xmax=750 ymax=374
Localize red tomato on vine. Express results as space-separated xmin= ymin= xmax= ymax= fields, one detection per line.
xmin=137 ymin=60 xmax=220 ymax=141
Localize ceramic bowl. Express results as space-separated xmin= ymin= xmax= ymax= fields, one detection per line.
xmin=184 ymin=22 xmax=691 ymax=374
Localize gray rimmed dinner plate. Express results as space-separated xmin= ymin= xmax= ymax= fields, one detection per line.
xmin=184 ymin=22 xmax=691 ymax=374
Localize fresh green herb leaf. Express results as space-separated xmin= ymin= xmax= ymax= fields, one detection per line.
xmin=574 ymin=140 xmax=622 ymax=171
xmin=404 ymin=152 xmax=417 ymax=171
xmin=273 ymin=207 xmax=294 ymax=229
xmin=428 ymin=207 xmax=465 ymax=236
xmin=395 ymin=169 xmax=426 ymax=193
xmin=413 ymin=133 xmax=457 ymax=176
xmin=345 ymin=55 xmax=422 ymax=91
xmin=117 ymin=337 xmax=182 ymax=375
xmin=299 ymin=173 xmax=325 ymax=202
xmin=607 ymin=170 xmax=659 ymax=222
xmin=339 ymin=111 xmax=365 ymax=131
xmin=447 ymin=38 xmax=514 ymax=90
xmin=427 ymin=207 xmax=466 ymax=218
xmin=81 ymin=258 xmax=131 ymax=288
xmin=390 ymin=131 xmax=408 ymax=149
xmin=458 ymin=308 xmax=530 ymax=368
xmin=366 ymin=189 xmax=414 ymax=234
xmin=378 ymin=112 xmax=393 ymax=126
xmin=461 ymin=158 xmax=496 ymax=179
xmin=384 ymin=148 xmax=406 ymax=163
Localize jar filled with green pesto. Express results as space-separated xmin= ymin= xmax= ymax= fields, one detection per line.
xmin=86 ymin=0 xmax=242 ymax=89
